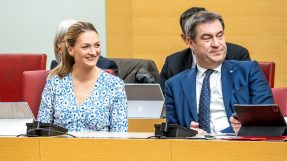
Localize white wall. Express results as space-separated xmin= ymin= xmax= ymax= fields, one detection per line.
xmin=0 ymin=0 xmax=106 ymax=69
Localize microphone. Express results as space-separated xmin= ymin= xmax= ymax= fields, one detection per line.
xmin=26 ymin=120 xmax=68 ymax=137
xmin=154 ymin=122 xmax=198 ymax=138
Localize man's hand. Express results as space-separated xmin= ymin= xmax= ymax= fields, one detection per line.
xmin=190 ymin=121 xmax=208 ymax=134
xmin=230 ymin=116 xmax=241 ymax=134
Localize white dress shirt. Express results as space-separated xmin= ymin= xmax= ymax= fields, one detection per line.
xmin=196 ymin=64 xmax=230 ymax=134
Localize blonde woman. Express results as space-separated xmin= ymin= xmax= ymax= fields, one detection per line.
xmin=38 ymin=22 xmax=128 ymax=132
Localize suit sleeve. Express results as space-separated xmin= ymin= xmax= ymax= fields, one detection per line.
xmin=108 ymin=60 xmax=119 ymax=76
xmin=97 ymin=56 xmax=119 ymax=76
xmin=238 ymin=47 xmax=251 ymax=61
xmin=50 ymin=60 xmax=58 ymax=70
xmin=159 ymin=59 xmax=169 ymax=94
xmin=164 ymin=80 xmax=179 ymax=124
xmin=249 ymin=61 xmax=274 ymax=104
xmin=226 ymin=43 xmax=251 ymax=61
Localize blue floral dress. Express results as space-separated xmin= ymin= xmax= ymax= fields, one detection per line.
xmin=37 ymin=70 xmax=128 ymax=132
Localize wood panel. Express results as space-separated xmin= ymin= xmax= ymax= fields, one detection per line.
xmin=106 ymin=0 xmax=133 ymax=58
xmin=0 ymin=137 xmax=40 ymax=161
xmin=106 ymin=0 xmax=287 ymax=87
xmin=40 ymin=138 xmax=171 ymax=161
xmin=171 ymin=140 xmax=287 ymax=161
xmin=128 ymin=118 xmax=165 ymax=132
xmin=1 ymin=137 xmax=287 ymax=161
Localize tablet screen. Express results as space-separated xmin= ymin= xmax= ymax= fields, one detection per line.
xmin=234 ymin=104 xmax=286 ymax=126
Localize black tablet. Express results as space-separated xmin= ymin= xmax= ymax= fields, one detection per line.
xmin=234 ymin=104 xmax=287 ymax=136
xmin=234 ymin=104 xmax=286 ymax=126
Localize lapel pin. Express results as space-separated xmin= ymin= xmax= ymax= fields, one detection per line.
xmin=230 ymin=70 xmax=233 ymax=73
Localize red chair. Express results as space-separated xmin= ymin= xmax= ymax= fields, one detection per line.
xmin=22 ymin=70 xmax=50 ymax=118
xmin=271 ymin=88 xmax=287 ymax=116
xmin=22 ymin=69 xmax=113 ymax=118
xmin=0 ymin=53 xmax=47 ymax=102
xmin=258 ymin=61 xmax=275 ymax=88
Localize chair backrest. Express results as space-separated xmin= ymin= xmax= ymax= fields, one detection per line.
xmin=258 ymin=61 xmax=275 ymax=88
xmin=271 ymin=88 xmax=287 ymax=116
xmin=110 ymin=58 xmax=160 ymax=83
xmin=0 ymin=53 xmax=47 ymax=102
xmin=22 ymin=70 xmax=50 ymax=118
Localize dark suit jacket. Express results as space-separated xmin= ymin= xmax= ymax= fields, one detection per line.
xmin=50 ymin=56 xmax=119 ymax=75
xmin=159 ymin=42 xmax=251 ymax=93
xmin=110 ymin=58 xmax=159 ymax=83
xmin=165 ymin=60 xmax=274 ymax=133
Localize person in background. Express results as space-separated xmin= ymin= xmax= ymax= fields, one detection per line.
xmin=38 ymin=21 xmax=128 ymax=132
xmin=165 ymin=11 xmax=273 ymax=134
xmin=51 ymin=19 xmax=118 ymax=75
xmin=159 ymin=7 xmax=251 ymax=93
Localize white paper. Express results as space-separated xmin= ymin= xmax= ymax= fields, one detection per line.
xmin=68 ymin=132 xmax=154 ymax=139
xmin=0 ymin=119 xmax=33 ymax=136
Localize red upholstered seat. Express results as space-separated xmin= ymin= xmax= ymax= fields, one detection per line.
xmin=271 ymin=88 xmax=287 ymax=116
xmin=258 ymin=61 xmax=275 ymax=88
xmin=22 ymin=69 xmax=113 ymax=118
xmin=0 ymin=54 xmax=46 ymax=102
xmin=22 ymin=70 xmax=50 ymax=118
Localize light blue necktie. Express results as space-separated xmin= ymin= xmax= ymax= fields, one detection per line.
xmin=198 ymin=69 xmax=214 ymax=133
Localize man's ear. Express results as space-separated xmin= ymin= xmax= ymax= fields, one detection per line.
xmin=180 ymin=33 xmax=189 ymax=45
xmin=186 ymin=37 xmax=195 ymax=50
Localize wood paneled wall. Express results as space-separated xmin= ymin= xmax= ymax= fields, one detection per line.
xmin=106 ymin=0 xmax=287 ymax=87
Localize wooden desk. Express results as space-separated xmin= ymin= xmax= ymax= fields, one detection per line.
xmin=128 ymin=118 xmax=165 ymax=132
xmin=1 ymin=137 xmax=287 ymax=161
xmin=0 ymin=137 xmax=40 ymax=161
xmin=40 ymin=138 xmax=170 ymax=161
xmin=170 ymin=140 xmax=287 ymax=161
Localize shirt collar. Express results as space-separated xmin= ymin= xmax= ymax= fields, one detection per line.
xmin=191 ymin=50 xmax=196 ymax=68
xmin=196 ymin=64 xmax=222 ymax=77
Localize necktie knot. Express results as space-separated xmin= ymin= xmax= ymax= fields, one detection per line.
xmin=205 ymin=69 xmax=214 ymax=78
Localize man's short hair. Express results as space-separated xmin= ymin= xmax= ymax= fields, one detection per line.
xmin=184 ymin=11 xmax=225 ymax=41
xmin=180 ymin=7 xmax=206 ymax=34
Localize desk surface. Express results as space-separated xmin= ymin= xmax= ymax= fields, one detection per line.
xmin=68 ymin=131 xmax=154 ymax=138
xmin=1 ymin=136 xmax=287 ymax=161
xmin=0 ymin=137 xmax=40 ymax=161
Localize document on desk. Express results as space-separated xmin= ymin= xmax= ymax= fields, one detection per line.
xmin=68 ymin=132 xmax=154 ymax=139
xmin=187 ymin=132 xmax=287 ymax=141
xmin=221 ymin=136 xmax=287 ymax=141
xmin=186 ymin=133 xmax=237 ymax=140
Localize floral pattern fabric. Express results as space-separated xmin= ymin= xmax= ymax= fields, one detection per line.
xmin=37 ymin=70 xmax=128 ymax=132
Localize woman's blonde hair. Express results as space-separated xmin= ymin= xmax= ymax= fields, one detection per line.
xmin=50 ymin=21 xmax=98 ymax=78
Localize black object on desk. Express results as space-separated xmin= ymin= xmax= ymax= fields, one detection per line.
xmin=26 ymin=121 xmax=68 ymax=137
xmin=234 ymin=104 xmax=287 ymax=136
xmin=154 ymin=123 xmax=197 ymax=138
